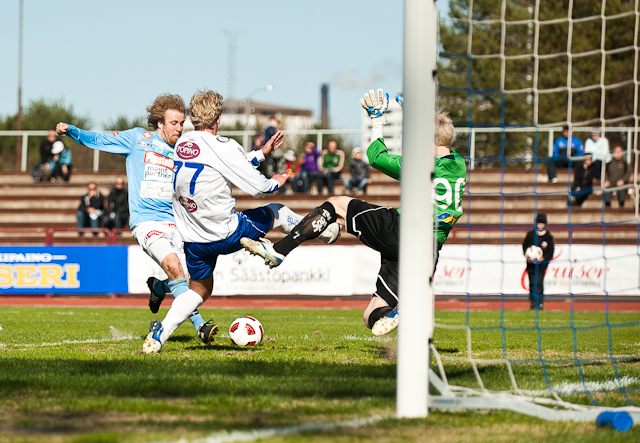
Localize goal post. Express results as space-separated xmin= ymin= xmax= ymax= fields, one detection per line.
xmin=396 ymin=0 xmax=439 ymax=418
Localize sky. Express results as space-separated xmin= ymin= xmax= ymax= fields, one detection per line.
xmin=0 ymin=0 xmax=449 ymax=131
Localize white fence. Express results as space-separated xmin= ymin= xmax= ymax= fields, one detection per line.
xmin=0 ymin=126 xmax=636 ymax=172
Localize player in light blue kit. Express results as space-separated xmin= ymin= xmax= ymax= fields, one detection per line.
xmin=55 ymin=94 xmax=218 ymax=344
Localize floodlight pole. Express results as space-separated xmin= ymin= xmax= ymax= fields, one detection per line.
xmin=396 ymin=0 xmax=438 ymax=418
xmin=16 ymin=0 xmax=24 ymax=171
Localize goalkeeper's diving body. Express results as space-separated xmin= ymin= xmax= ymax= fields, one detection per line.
xmin=55 ymin=94 xmax=217 ymax=345
xmin=142 ymin=90 xmax=340 ymax=353
xmin=241 ymin=88 xmax=466 ymax=336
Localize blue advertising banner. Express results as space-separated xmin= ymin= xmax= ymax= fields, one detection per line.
xmin=0 ymin=246 xmax=128 ymax=294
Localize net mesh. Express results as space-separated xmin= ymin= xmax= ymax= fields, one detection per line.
xmin=432 ymin=0 xmax=640 ymax=414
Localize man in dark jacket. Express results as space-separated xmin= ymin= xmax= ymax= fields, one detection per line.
xmin=569 ymin=155 xmax=595 ymax=206
xmin=604 ymin=145 xmax=631 ymax=208
xmin=106 ymin=177 xmax=129 ymax=229
xmin=343 ymin=148 xmax=372 ymax=194
xmin=77 ymin=182 xmax=106 ymax=230
xmin=522 ymin=213 xmax=555 ymax=310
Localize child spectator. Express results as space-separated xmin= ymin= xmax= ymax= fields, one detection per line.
xmin=320 ymin=140 xmax=345 ymax=195
xmin=604 ymin=145 xmax=631 ymax=208
xmin=50 ymin=141 xmax=73 ymax=182
xmin=343 ymin=147 xmax=371 ymax=195
xmin=569 ymin=154 xmax=595 ymax=207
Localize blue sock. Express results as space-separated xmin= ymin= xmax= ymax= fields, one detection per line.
xmin=167 ymin=278 xmax=205 ymax=332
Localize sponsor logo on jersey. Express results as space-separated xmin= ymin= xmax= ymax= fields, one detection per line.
xmin=155 ymin=147 xmax=163 ymax=154
xmin=435 ymin=212 xmax=459 ymax=227
xmin=146 ymin=230 xmax=163 ymax=239
xmin=178 ymin=196 xmax=198 ymax=213
xmin=143 ymin=151 xmax=174 ymax=169
xmin=176 ymin=141 xmax=200 ymax=159
xmin=167 ymin=152 xmax=174 ymax=159
xmin=139 ymin=181 xmax=172 ymax=200
xmin=216 ymin=136 xmax=229 ymax=143
xmin=112 ymin=132 xmax=119 ymax=136
xmin=143 ymin=131 xmax=152 ymax=139
xmin=137 ymin=141 xmax=152 ymax=149
xmin=144 ymin=164 xmax=173 ymax=183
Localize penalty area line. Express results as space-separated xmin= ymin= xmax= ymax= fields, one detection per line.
xmin=156 ymin=415 xmax=386 ymax=443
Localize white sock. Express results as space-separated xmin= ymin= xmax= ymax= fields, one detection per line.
xmin=159 ymin=289 xmax=203 ymax=344
xmin=266 ymin=203 xmax=302 ymax=234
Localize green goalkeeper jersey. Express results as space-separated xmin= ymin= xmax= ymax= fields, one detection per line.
xmin=367 ymin=137 xmax=466 ymax=243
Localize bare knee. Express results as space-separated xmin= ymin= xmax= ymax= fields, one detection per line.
xmin=161 ymin=253 xmax=184 ymax=281
xmin=326 ymin=196 xmax=352 ymax=222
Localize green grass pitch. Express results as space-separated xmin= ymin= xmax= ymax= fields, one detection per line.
xmin=0 ymin=307 xmax=638 ymax=443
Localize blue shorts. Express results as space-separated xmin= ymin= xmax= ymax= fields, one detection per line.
xmin=184 ymin=207 xmax=273 ymax=280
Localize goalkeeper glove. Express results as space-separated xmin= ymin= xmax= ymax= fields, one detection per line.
xmin=395 ymin=95 xmax=403 ymax=108
xmin=360 ymin=89 xmax=389 ymax=123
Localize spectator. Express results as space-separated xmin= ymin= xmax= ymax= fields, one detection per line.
xmin=569 ymin=154 xmax=595 ymax=207
xmin=106 ymin=177 xmax=129 ymax=229
xmin=50 ymin=141 xmax=73 ymax=182
xmin=294 ymin=142 xmax=323 ymax=193
xmin=548 ymin=125 xmax=584 ymax=183
xmin=273 ymin=149 xmax=298 ymax=195
xmin=522 ymin=213 xmax=555 ymax=310
xmin=77 ymin=182 xmax=106 ymax=231
xmin=263 ymin=115 xmax=279 ymax=146
xmin=251 ymin=133 xmax=265 ymax=152
xmin=604 ymin=145 xmax=631 ymax=208
xmin=343 ymin=147 xmax=371 ymax=195
xmin=320 ymin=140 xmax=345 ymax=195
xmin=32 ymin=130 xmax=58 ymax=182
xmin=584 ymin=127 xmax=610 ymax=180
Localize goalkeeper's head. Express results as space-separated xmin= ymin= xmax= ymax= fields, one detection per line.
xmin=190 ymin=90 xmax=224 ymax=132
xmin=435 ymin=111 xmax=455 ymax=156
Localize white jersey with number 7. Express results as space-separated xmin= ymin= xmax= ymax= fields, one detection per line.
xmin=172 ymin=131 xmax=281 ymax=243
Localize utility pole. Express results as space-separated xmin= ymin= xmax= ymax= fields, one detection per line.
xmin=16 ymin=0 xmax=24 ymax=170
xmin=223 ymin=29 xmax=241 ymax=113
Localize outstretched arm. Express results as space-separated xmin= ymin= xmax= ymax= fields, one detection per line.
xmin=360 ymin=88 xmax=401 ymax=180
xmin=56 ymin=123 xmax=134 ymax=155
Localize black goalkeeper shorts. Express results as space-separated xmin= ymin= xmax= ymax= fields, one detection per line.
xmin=346 ymin=199 xmax=400 ymax=307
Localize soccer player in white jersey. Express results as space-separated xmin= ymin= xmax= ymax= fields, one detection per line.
xmin=56 ymin=94 xmax=217 ymax=345
xmin=142 ymin=89 xmax=339 ymax=353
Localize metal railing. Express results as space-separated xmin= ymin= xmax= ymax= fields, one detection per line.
xmin=0 ymin=126 xmax=636 ymax=172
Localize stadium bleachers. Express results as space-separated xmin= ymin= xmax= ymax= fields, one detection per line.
xmin=0 ymin=168 xmax=636 ymax=246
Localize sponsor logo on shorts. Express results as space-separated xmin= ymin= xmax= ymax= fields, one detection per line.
xmin=143 ymin=151 xmax=174 ymax=169
xmin=176 ymin=141 xmax=200 ymax=159
xmin=146 ymin=230 xmax=163 ymax=238
xmin=143 ymin=131 xmax=152 ymax=139
xmin=178 ymin=196 xmax=198 ymax=213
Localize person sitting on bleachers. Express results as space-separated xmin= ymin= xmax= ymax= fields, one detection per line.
xmin=50 ymin=141 xmax=73 ymax=182
xmin=604 ymin=145 xmax=631 ymax=208
xmin=548 ymin=125 xmax=584 ymax=183
xmin=106 ymin=177 xmax=129 ymax=229
xmin=343 ymin=148 xmax=371 ymax=195
xmin=77 ymin=182 xmax=106 ymax=231
xmin=294 ymin=142 xmax=323 ymax=193
xmin=569 ymin=154 xmax=595 ymax=207
xmin=320 ymin=140 xmax=345 ymax=195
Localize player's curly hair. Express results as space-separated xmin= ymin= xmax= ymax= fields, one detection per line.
xmin=146 ymin=94 xmax=185 ymax=129
xmin=437 ymin=110 xmax=455 ymax=148
xmin=190 ymin=90 xmax=224 ymax=130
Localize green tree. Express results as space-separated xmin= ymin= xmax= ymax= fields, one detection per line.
xmin=103 ymin=115 xmax=148 ymax=132
xmin=0 ymin=99 xmax=91 ymax=171
xmin=439 ymin=0 xmax=636 ymax=167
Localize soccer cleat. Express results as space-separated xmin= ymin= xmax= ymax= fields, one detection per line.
xmin=142 ymin=321 xmax=163 ymax=354
xmin=240 ymin=238 xmax=285 ymax=268
xmin=538 ymin=303 xmax=545 ymax=311
xmin=198 ymin=319 xmax=219 ymax=344
xmin=147 ymin=277 xmax=166 ymax=314
xmin=372 ymin=306 xmax=399 ymax=336
xmin=317 ymin=222 xmax=341 ymax=245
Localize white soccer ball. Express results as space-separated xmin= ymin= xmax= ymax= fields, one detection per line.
xmin=525 ymin=245 xmax=544 ymax=261
xmin=229 ymin=316 xmax=264 ymax=347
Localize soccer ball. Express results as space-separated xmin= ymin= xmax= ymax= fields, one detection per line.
xmin=525 ymin=245 xmax=544 ymax=261
xmin=229 ymin=316 xmax=264 ymax=346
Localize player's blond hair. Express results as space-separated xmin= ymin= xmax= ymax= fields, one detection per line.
xmin=437 ymin=110 xmax=455 ymax=148
xmin=146 ymin=94 xmax=185 ymax=129
xmin=190 ymin=90 xmax=224 ymax=130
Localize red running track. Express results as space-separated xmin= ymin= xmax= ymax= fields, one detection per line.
xmin=1 ymin=296 xmax=639 ymax=311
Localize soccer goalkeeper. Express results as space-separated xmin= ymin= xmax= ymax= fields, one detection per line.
xmin=241 ymin=88 xmax=466 ymax=336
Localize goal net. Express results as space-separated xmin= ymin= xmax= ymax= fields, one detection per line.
xmin=428 ymin=0 xmax=640 ymax=422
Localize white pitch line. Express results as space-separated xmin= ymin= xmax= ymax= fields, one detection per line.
xmin=157 ymin=415 xmax=385 ymax=443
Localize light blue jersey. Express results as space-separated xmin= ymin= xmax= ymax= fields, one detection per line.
xmin=66 ymin=125 xmax=175 ymax=228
